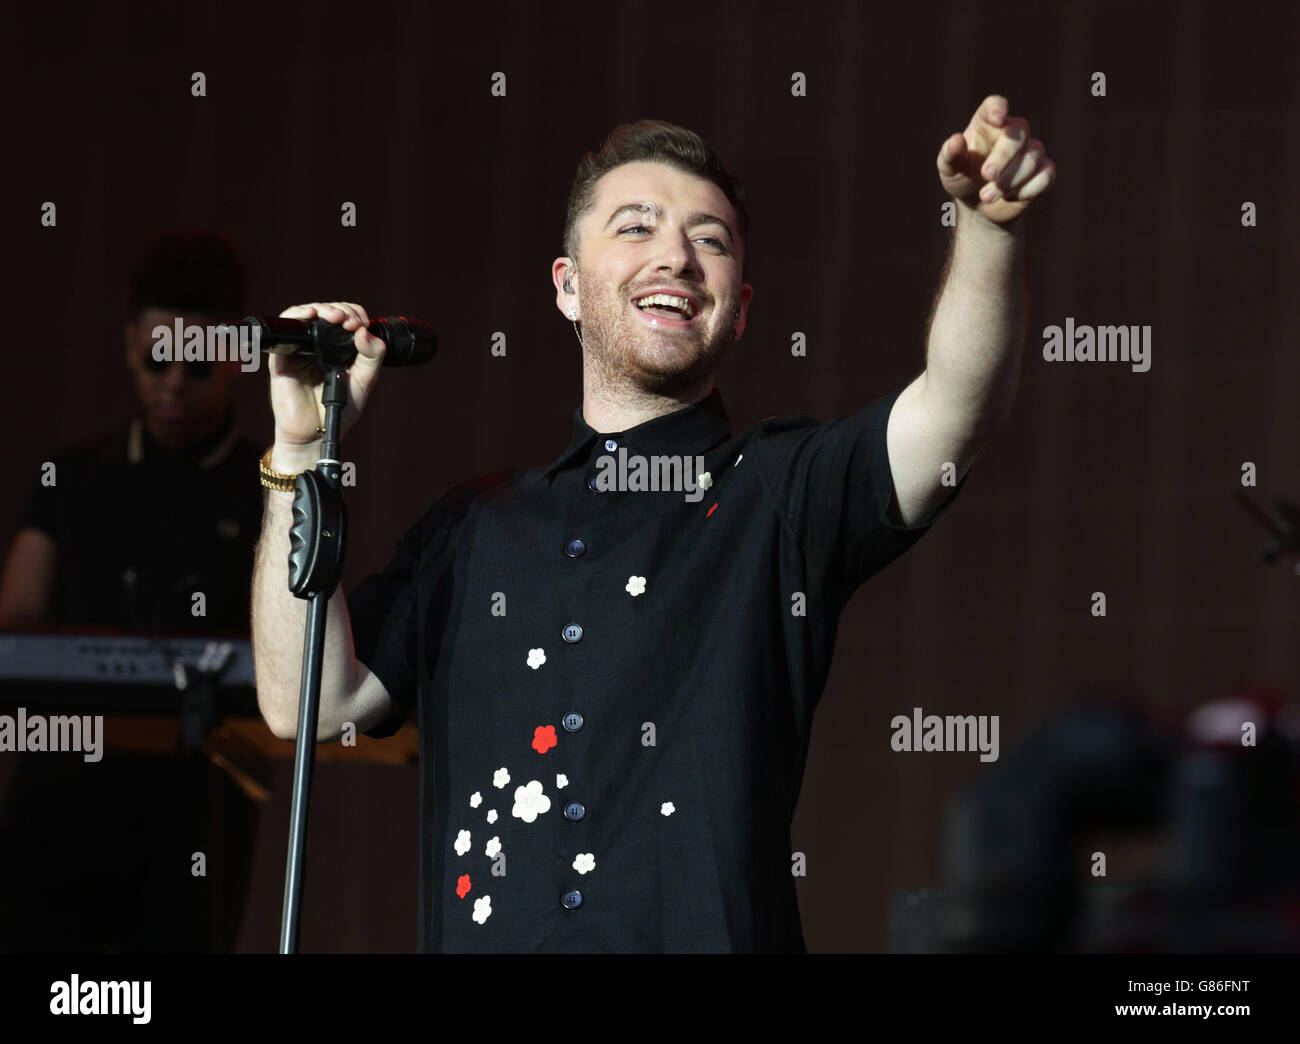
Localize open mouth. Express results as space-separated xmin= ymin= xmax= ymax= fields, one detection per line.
xmin=631 ymin=292 xmax=701 ymax=329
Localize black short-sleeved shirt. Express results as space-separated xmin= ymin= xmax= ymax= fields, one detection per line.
xmin=348 ymin=384 xmax=966 ymax=953
xmin=16 ymin=415 xmax=264 ymax=634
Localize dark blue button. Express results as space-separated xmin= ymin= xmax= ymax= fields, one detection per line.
xmin=561 ymin=889 xmax=583 ymax=910
xmin=603 ymin=438 xmax=618 ymax=452
xmin=564 ymin=538 xmax=586 ymax=558
xmin=564 ymin=801 xmax=585 ymax=821
xmin=562 ymin=712 xmax=583 ymax=733
xmin=562 ymin=623 xmax=583 ymax=644
xmin=587 ymin=474 xmax=604 ymax=493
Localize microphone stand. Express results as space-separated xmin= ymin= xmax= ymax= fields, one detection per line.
xmin=279 ymin=360 xmax=349 ymax=954
xmin=1234 ymin=492 xmax=1300 ymax=572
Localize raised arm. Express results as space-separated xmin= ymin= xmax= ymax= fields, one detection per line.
xmin=887 ymin=94 xmax=1056 ymax=526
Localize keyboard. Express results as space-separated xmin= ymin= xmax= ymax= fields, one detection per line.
xmin=0 ymin=632 xmax=257 ymax=713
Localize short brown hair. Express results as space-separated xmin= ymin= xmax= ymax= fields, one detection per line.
xmin=562 ymin=119 xmax=750 ymax=279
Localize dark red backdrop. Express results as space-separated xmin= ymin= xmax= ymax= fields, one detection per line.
xmin=3 ymin=0 xmax=1296 ymax=951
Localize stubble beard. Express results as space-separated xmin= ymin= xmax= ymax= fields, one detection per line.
xmin=580 ymin=289 xmax=742 ymax=398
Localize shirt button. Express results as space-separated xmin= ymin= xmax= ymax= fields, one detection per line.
xmin=603 ymin=438 xmax=618 ymax=452
xmin=562 ymin=712 xmax=583 ymax=733
xmin=586 ymin=474 xmax=603 ymax=493
xmin=561 ymin=889 xmax=583 ymax=910
xmin=564 ymin=801 xmax=586 ymax=821
xmin=562 ymin=623 xmax=583 ymax=644
xmin=564 ymin=538 xmax=586 ymax=558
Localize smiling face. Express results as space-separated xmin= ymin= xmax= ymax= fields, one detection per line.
xmin=554 ymin=160 xmax=753 ymax=397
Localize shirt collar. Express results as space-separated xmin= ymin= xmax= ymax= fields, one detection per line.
xmin=543 ymin=388 xmax=733 ymax=482
xmin=128 ymin=410 xmax=240 ymax=470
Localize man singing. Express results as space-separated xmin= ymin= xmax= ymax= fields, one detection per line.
xmin=252 ymin=97 xmax=1055 ymax=952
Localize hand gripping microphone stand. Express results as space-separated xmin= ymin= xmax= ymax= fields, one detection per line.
xmin=251 ymin=313 xmax=436 ymax=952
xmin=278 ymin=323 xmax=353 ymax=954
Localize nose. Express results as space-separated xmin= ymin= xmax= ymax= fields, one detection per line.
xmin=160 ymin=361 xmax=188 ymax=387
xmin=652 ymin=226 xmax=701 ymax=279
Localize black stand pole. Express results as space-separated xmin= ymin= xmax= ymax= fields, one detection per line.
xmin=279 ymin=363 xmax=349 ymax=954
xmin=1234 ymin=492 xmax=1300 ymax=571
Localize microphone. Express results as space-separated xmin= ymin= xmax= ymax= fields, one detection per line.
xmin=238 ymin=315 xmax=438 ymax=369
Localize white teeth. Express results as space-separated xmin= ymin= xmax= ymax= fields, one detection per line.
xmin=634 ymin=293 xmax=695 ymax=318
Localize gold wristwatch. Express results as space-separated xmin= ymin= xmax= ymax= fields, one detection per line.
xmin=259 ymin=447 xmax=300 ymax=492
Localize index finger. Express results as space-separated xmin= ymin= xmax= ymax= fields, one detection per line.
xmin=979 ymin=94 xmax=1008 ymax=126
xmin=278 ymin=303 xmax=320 ymax=320
xmin=969 ymin=94 xmax=1009 ymax=150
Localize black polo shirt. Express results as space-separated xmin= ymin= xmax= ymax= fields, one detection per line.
xmin=349 ymin=383 xmax=966 ymax=953
xmin=16 ymin=414 xmax=263 ymax=634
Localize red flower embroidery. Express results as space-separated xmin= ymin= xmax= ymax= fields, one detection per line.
xmin=456 ymin=874 xmax=471 ymax=899
xmin=532 ymin=725 xmax=558 ymax=754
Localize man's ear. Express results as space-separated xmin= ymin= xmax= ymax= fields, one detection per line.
xmin=733 ymin=283 xmax=754 ymax=340
xmin=552 ymin=257 xmax=580 ymax=321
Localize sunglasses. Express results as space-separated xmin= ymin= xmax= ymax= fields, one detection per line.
xmin=141 ymin=354 xmax=215 ymax=379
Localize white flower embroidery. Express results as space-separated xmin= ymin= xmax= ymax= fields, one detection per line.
xmin=486 ymin=809 xmax=498 ymax=824
xmin=626 ymin=575 xmax=646 ymax=597
xmin=485 ymin=836 xmax=502 ymax=859
xmin=511 ymin=780 xmax=551 ymax=823
xmin=698 ymin=471 xmax=712 ymax=491
xmin=469 ymin=791 xmax=482 ymax=808
xmin=472 ymin=894 xmax=492 ymax=924
xmin=454 ymin=829 xmax=471 ymax=855
xmin=661 ymin=801 xmax=675 ymax=816
xmin=493 ymin=767 xmax=510 ymax=789
xmin=556 ymin=773 xmax=568 ymax=789
xmin=734 ymin=454 xmax=743 ymax=467
xmin=527 ymin=648 xmax=546 ymax=669
xmin=573 ymin=852 xmax=596 ymax=875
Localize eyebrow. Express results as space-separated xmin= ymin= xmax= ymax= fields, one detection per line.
xmin=603 ymin=201 xmax=735 ymax=247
